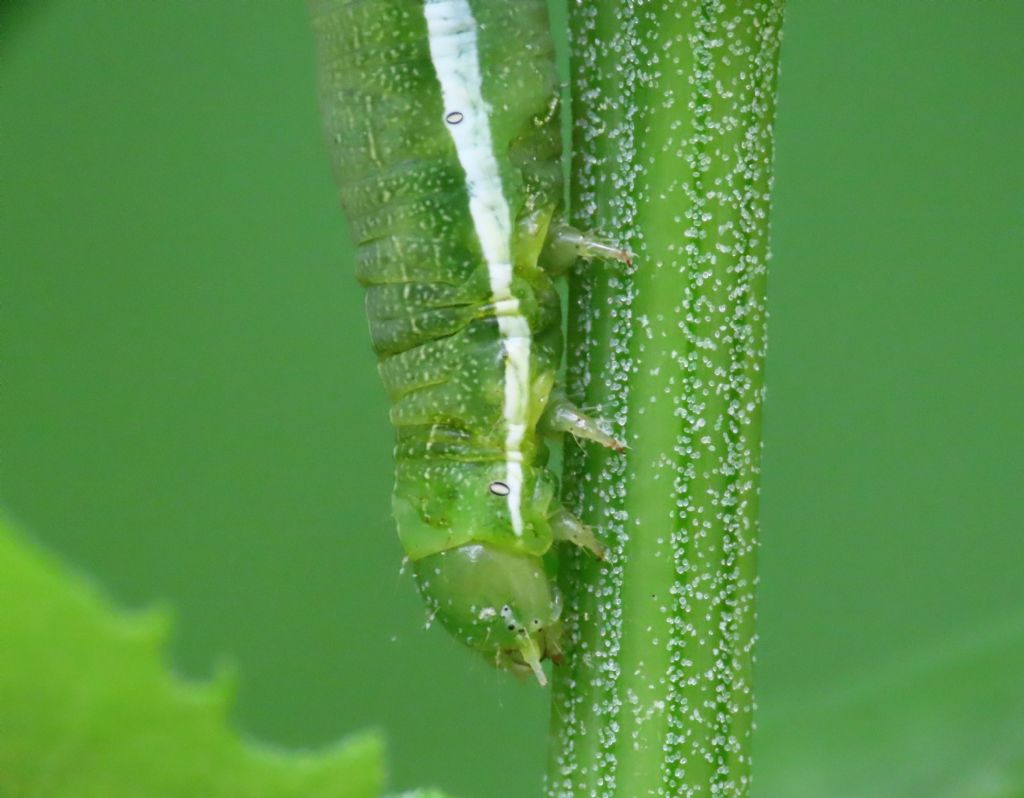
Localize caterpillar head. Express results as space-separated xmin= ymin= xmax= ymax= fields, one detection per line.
xmin=412 ymin=543 xmax=562 ymax=685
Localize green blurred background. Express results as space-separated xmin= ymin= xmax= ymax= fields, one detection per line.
xmin=2 ymin=2 xmax=1022 ymax=796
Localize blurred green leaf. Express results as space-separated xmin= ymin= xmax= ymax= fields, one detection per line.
xmin=0 ymin=513 xmax=384 ymax=798
xmin=757 ymin=616 xmax=1024 ymax=798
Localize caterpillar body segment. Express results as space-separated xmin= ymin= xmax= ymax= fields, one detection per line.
xmin=312 ymin=0 xmax=622 ymax=683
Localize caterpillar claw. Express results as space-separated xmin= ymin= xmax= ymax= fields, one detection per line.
xmin=578 ymin=236 xmax=633 ymax=267
xmin=541 ymin=391 xmax=625 ymax=453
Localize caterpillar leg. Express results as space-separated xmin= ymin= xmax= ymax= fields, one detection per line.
xmin=550 ymin=509 xmax=605 ymax=560
xmin=541 ymin=221 xmax=633 ymax=276
xmin=541 ymin=390 xmax=627 ymax=453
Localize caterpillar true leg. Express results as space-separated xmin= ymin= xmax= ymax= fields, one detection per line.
xmin=550 ymin=509 xmax=605 ymax=560
xmin=541 ymin=389 xmax=627 ymax=453
xmin=541 ymin=220 xmax=634 ymax=274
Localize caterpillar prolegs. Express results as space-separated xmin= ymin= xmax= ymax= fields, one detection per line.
xmin=311 ymin=0 xmax=628 ymax=684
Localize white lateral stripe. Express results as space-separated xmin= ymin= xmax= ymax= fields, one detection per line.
xmin=424 ymin=0 xmax=530 ymax=537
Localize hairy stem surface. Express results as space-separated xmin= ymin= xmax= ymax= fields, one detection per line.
xmin=547 ymin=2 xmax=784 ymax=796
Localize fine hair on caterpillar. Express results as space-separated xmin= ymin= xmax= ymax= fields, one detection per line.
xmin=311 ymin=0 xmax=630 ymax=685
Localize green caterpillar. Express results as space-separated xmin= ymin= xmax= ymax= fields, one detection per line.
xmin=311 ymin=0 xmax=627 ymax=684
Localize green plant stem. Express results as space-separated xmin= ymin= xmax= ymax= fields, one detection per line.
xmin=547 ymin=2 xmax=784 ymax=797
